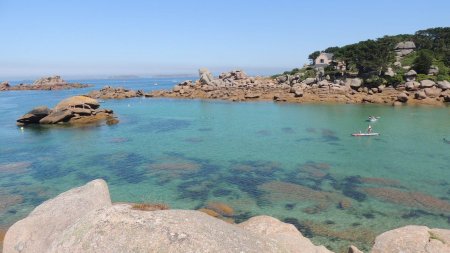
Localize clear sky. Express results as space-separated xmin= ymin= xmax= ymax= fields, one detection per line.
xmin=0 ymin=0 xmax=449 ymax=80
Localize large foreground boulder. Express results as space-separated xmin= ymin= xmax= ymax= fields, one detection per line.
xmin=3 ymin=180 xmax=331 ymax=253
xmin=48 ymin=206 xmax=306 ymax=253
xmin=371 ymin=225 xmax=450 ymax=253
xmin=3 ymin=179 xmax=111 ymax=253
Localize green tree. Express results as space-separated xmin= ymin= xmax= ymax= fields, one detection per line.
xmin=308 ymin=51 xmax=321 ymax=63
xmin=413 ymin=50 xmax=433 ymax=74
xmin=334 ymin=39 xmax=394 ymax=76
xmin=324 ymin=46 xmax=340 ymax=54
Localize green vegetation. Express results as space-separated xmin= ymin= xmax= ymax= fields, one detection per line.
xmin=413 ymin=50 xmax=433 ymax=74
xmin=276 ymin=27 xmax=450 ymax=87
xmin=400 ymin=51 xmax=417 ymax=66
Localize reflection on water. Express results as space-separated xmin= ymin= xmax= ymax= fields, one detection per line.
xmin=0 ymin=79 xmax=449 ymax=252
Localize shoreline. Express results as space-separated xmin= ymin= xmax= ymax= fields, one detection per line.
xmin=140 ymin=69 xmax=450 ymax=107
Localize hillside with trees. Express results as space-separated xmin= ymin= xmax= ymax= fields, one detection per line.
xmin=278 ymin=27 xmax=450 ymax=87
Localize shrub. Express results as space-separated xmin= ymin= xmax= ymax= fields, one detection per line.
xmin=413 ymin=50 xmax=433 ymax=74
xmin=416 ymin=74 xmax=437 ymax=82
xmin=400 ymin=51 xmax=417 ymax=66
xmin=437 ymin=74 xmax=450 ymax=81
xmin=385 ymin=74 xmax=404 ymax=86
xmin=364 ymin=76 xmax=387 ymax=87
xmin=299 ymin=69 xmax=316 ymax=81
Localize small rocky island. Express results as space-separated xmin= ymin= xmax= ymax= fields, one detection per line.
xmin=3 ymin=179 xmax=450 ymax=253
xmin=0 ymin=76 xmax=90 ymax=91
xmin=16 ymin=96 xmax=118 ymax=126
xmin=86 ymin=85 xmax=144 ymax=99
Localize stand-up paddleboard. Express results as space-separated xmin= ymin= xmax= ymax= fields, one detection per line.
xmin=352 ymin=132 xmax=380 ymax=136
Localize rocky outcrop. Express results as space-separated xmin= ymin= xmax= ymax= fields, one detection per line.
xmin=16 ymin=96 xmax=117 ymax=126
xmin=428 ymin=65 xmax=439 ymax=75
xmin=396 ymin=92 xmax=408 ymax=103
xmin=346 ymin=78 xmax=363 ymax=88
xmin=420 ymin=79 xmax=436 ymax=88
xmin=3 ymin=179 xmax=332 ymax=253
xmin=437 ymin=80 xmax=450 ymax=90
xmin=371 ymin=225 xmax=450 ymax=253
xmin=394 ymin=41 xmax=416 ymax=56
xmin=404 ymin=70 xmax=417 ymax=82
xmin=384 ymin=67 xmax=395 ymax=77
xmin=0 ymin=76 xmax=89 ymax=91
xmin=0 ymin=81 xmax=10 ymax=90
xmin=86 ymin=86 xmax=144 ymax=99
xmin=15 ymin=106 xmax=52 ymax=125
xmin=145 ymin=68 xmax=449 ymax=106
xmin=32 ymin=76 xmax=66 ymax=86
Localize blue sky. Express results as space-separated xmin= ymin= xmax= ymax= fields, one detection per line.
xmin=0 ymin=0 xmax=449 ymax=79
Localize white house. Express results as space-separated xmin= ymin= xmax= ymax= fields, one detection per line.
xmin=314 ymin=53 xmax=334 ymax=67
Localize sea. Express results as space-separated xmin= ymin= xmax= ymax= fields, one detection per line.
xmin=0 ymin=78 xmax=449 ymax=252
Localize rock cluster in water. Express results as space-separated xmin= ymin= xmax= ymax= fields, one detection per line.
xmin=16 ymin=96 xmax=117 ymax=126
xmin=86 ymin=86 xmax=144 ymax=99
xmin=3 ymin=179 xmax=450 ymax=253
xmin=0 ymin=76 xmax=89 ymax=91
xmin=147 ymin=68 xmax=450 ymax=106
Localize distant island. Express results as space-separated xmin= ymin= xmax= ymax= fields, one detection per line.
xmin=0 ymin=76 xmax=90 ymax=91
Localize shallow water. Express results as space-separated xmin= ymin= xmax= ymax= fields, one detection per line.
xmin=1 ymin=78 xmax=449 ymax=252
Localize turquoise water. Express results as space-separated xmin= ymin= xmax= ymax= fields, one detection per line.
xmin=1 ymin=78 xmax=449 ymax=252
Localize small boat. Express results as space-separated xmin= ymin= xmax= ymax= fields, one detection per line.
xmin=352 ymin=132 xmax=380 ymax=137
xmin=367 ymin=116 xmax=380 ymax=122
